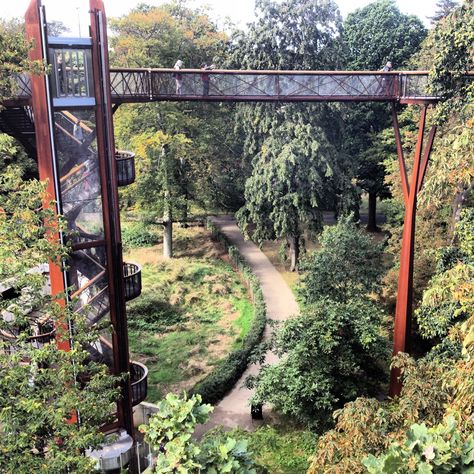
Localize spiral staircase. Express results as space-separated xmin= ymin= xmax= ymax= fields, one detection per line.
xmin=0 ymin=107 xmax=147 ymax=407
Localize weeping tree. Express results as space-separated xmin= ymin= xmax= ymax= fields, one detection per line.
xmin=237 ymin=115 xmax=339 ymax=272
xmin=230 ymin=0 xmax=351 ymax=271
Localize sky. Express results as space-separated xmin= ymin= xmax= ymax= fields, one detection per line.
xmin=3 ymin=0 xmax=439 ymax=35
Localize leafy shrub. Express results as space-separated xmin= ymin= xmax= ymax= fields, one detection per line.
xmin=122 ymin=221 xmax=159 ymax=248
xmin=224 ymin=426 xmax=315 ymax=474
xmin=363 ymin=417 xmax=474 ymax=474
xmin=298 ymin=215 xmax=385 ymax=305
xmin=248 ymin=298 xmax=388 ymax=428
xmin=139 ymin=393 xmax=259 ymax=473
xmin=190 ymin=221 xmax=266 ymax=404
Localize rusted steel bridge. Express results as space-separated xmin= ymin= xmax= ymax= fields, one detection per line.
xmin=10 ymin=68 xmax=438 ymax=105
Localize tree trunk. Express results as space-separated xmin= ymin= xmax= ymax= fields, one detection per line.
xmin=287 ymin=235 xmax=300 ymax=272
xmin=366 ymin=191 xmax=378 ymax=232
xmin=163 ymin=187 xmax=173 ymax=259
xmin=163 ymin=219 xmax=172 ymax=259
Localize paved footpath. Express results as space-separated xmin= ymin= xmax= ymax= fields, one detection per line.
xmin=195 ymin=216 xmax=299 ymax=437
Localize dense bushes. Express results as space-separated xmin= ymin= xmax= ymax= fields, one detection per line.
xmin=140 ymin=393 xmax=259 ymax=473
xmin=121 ymin=221 xmax=159 ymax=249
xmin=247 ymin=216 xmax=389 ymax=428
xmin=190 ymin=220 xmax=266 ymax=404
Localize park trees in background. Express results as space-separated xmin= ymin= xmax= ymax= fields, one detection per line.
xmin=129 ymin=130 xmax=192 ymax=258
xmin=231 ymin=0 xmax=348 ymax=271
xmin=341 ymin=0 xmax=427 ymax=231
xmin=111 ymin=2 xmax=245 ymax=252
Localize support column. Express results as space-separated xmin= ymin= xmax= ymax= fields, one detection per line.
xmin=390 ymin=104 xmax=437 ymax=397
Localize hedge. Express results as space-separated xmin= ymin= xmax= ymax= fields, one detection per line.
xmin=190 ymin=219 xmax=267 ymax=404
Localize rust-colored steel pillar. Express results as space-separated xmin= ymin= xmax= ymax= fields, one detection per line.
xmin=390 ymin=104 xmax=437 ymax=397
xmin=25 ymin=0 xmax=71 ymax=353
xmin=90 ymin=0 xmax=134 ymax=436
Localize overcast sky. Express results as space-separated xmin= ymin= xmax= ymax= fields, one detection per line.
xmin=3 ymin=0 xmax=438 ymax=35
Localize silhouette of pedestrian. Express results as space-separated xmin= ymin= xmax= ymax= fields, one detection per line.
xmin=380 ymin=61 xmax=393 ymax=95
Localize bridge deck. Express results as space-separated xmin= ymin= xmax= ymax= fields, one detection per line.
xmin=7 ymin=69 xmax=448 ymax=106
xmin=111 ymin=69 xmax=438 ymax=104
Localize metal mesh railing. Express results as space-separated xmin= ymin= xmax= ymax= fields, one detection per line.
xmin=123 ymin=262 xmax=142 ymax=301
xmin=130 ymin=360 xmax=148 ymax=406
xmin=116 ymin=150 xmax=136 ymax=186
xmin=108 ymin=69 xmax=446 ymax=102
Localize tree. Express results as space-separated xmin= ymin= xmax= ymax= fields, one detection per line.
xmin=139 ymin=393 xmax=258 ymax=473
xmin=111 ymin=2 xmax=245 ymax=217
xmin=342 ymin=0 xmax=427 ymax=231
xmin=231 ymin=0 xmax=347 ymax=271
xmin=130 ymin=130 xmax=192 ymax=258
xmin=0 ymin=19 xmax=43 ymax=105
xmin=343 ymin=0 xmax=427 ymax=70
xmin=248 ymin=298 xmax=388 ymax=428
xmin=298 ymin=215 xmax=385 ymax=304
xmin=428 ymin=0 xmax=459 ymax=23
xmin=0 ymin=167 xmax=119 ymax=473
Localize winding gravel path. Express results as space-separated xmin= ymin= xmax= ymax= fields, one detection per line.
xmin=195 ymin=216 xmax=299 ymax=436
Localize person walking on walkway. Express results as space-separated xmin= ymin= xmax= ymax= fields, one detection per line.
xmin=200 ymin=63 xmax=213 ymax=96
xmin=173 ymin=59 xmax=184 ymax=95
xmin=380 ymin=60 xmax=393 ymax=95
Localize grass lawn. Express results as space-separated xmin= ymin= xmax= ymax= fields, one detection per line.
xmin=124 ymin=225 xmax=254 ymax=402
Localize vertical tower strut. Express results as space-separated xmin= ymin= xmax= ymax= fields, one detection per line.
xmin=390 ymin=103 xmax=437 ymax=397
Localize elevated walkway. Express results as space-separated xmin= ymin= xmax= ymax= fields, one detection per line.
xmin=6 ymin=69 xmax=471 ymax=107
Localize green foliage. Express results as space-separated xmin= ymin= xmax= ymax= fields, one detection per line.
xmin=0 ymin=19 xmax=44 ymax=104
xmin=231 ymin=0 xmax=348 ymax=270
xmin=140 ymin=393 xmax=258 ymax=473
xmin=341 ymin=0 xmax=426 ymax=229
xmin=121 ymin=221 xmax=159 ymax=249
xmin=126 ymin=241 xmax=257 ymax=401
xmin=248 ymin=298 xmax=388 ymax=428
xmin=416 ymin=209 xmax=474 ymax=341
xmin=308 ymin=354 xmax=451 ymax=473
xmin=191 ymin=221 xmax=266 ymax=404
xmin=298 ymin=215 xmax=385 ymax=304
xmin=0 ymin=133 xmax=36 ymax=178
xmin=343 ymin=0 xmax=427 ymax=70
xmin=363 ymin=417 xmax=474 ymax=473
xmin=226 ymin=425 xmax=315 ymax=474
xmin=0 ymin=167 xmax=119 ymax=473
xmin=428 ymin=0 xmax=474 ymax=122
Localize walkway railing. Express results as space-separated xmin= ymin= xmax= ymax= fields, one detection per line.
xmin=9 ymin=70 xmax=471 ymax=105
xmin=123 ymin=262 xmax=142 ymax=301
xmin=110 ymin=69 xmax=441 ymax=103
xmin=130 ymin=360 xmax=148 ymax=406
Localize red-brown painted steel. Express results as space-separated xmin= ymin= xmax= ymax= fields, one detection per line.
xmin=89 ymin=0 xmax=134 ymax=436
xmin=25 ymin=0 xmax=71 ymax=354
xmin=389 ymin=105 xmax=437 ymax=397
